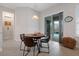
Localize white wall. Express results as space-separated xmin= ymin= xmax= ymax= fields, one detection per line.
xmin=40 ymin=4 xmax=75 ymax=37
xmin=15 ymin=7 xmax=40 ymax=41
xmin=0 ymin=7 xmax=2 ymax=51
xmin=75 ymin=4 xmax=79 ymax=47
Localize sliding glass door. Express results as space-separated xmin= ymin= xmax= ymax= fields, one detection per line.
xmin=44 ymin=12 xmax=63 ymax=43
xmin=52 ymin=12 xmax=63 ymax=43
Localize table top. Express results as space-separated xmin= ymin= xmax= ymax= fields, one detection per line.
xmin=25 ymin=34 xmax=45 ymax=38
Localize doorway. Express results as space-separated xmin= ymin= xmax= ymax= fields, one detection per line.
xmin=53 ymin=20 xmax=59 ymax=42
xmin=45 ymin=12 xmax=63 ymax=43
xmin=2 ymin=11 xmax=15 ymax=55
xmin=2 ymin=11 xmax=14 ymax=41
xmin=52 ymin=12 xmax=63 ymax=43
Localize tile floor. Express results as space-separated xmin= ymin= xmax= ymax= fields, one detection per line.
xmin=0 ymin=39 xmax=79 ymax=56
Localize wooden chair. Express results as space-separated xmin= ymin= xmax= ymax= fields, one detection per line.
xmin=23 ymin=36 xmax=38 ymax=56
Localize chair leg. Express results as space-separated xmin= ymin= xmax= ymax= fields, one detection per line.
xmin=20 ymin=41 xmax=22 ymax=50
xmin=48 ymin=43 xmax=49 ymax=53
xmin=23 ymin=46 xmax=26 ymax=56
xmin=25 ymin=47 xmax=31 ymax=56
xmin=40 ymin=42 xmax=42 ymax=48
xmin=33 ymin=47 xmax=35 ymax=56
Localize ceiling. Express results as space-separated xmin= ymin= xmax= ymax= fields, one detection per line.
xmin=0 ymin=3 xmax=57 ymax=12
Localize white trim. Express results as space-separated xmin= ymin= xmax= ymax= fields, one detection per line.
xmin=43 ymin=10 xmax=64 ymax=18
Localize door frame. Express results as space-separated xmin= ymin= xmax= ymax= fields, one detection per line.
xmin=44 ymin=12 xmax=63 ymax=43
xmin=44 ymin=16 xmax=51 ymax=35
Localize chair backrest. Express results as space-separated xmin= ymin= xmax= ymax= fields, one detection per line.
xmin=44 ymin=34 xmax=50 ymax=42
xmin=47 ymin=34 xmax=50 ymax=42
xmin=23 ymin=36 xmax=35 ymax=47
xmin=20 ymin=34 xmax=25 ymax=41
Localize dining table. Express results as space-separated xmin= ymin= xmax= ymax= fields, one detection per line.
xmin=25 ymin=33 xmax=45 ymax=55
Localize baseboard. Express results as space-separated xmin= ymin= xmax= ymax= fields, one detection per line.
xmin=0 ymin=48 xmax=2 ymax=52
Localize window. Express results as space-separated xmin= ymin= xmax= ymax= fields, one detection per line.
xmin=2 ymin=11 xmax=14 ymax=21
xmin=76 ymin=17 xmax=79 ymax=36
xmin=2 ymin=11 xmax=14 ymax=30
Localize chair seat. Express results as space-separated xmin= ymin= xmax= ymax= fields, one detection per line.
xmin=41 ymin=39 xmax=48 ymax=43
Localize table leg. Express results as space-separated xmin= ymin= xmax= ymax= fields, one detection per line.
xmin=37 ymin=39 xmax=41 ymax=56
